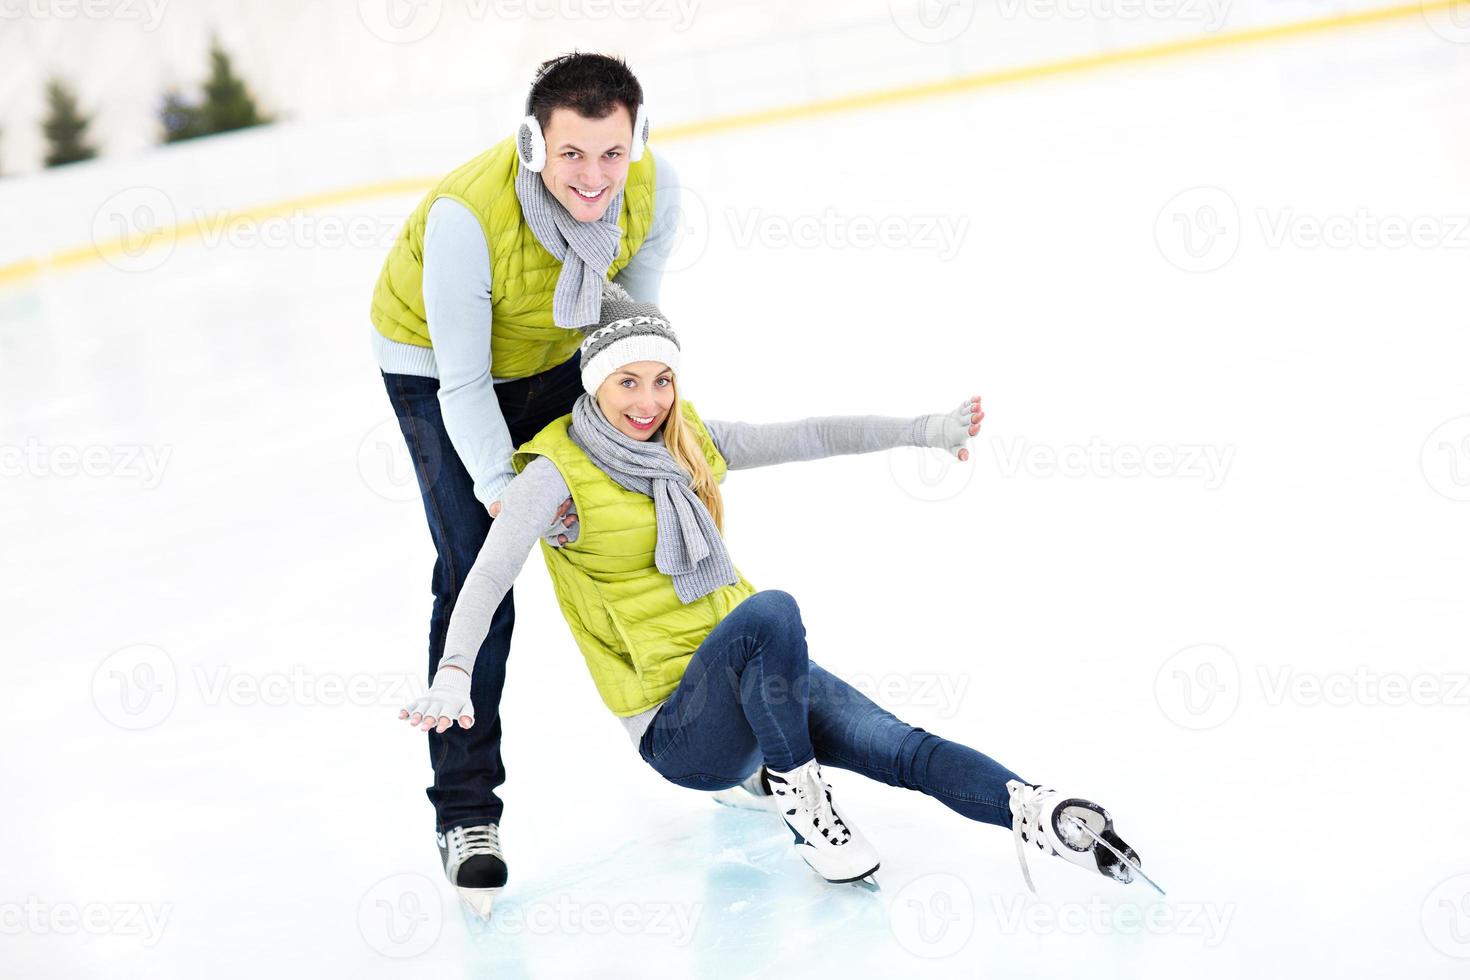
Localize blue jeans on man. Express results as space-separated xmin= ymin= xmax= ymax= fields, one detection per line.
xmin=381 ymin=351 xmax=584 ymax=832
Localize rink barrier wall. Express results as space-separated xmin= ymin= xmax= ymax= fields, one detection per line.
xmin=0 ymin=0 xmax=1457 ymax=287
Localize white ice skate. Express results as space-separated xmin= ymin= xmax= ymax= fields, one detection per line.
xmin=1006 ymin=779 xmax=1162 ymax=895
xmin=711 ymin=766 xmax=780 ymax=813
xmin=437 ymin=824 xmax=508 ymax=918
xmin=766 ymin=760 xmax=880 ymax=883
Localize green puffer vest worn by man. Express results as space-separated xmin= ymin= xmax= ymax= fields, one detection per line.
xmin=369 ymin=51 xmax=681 ymax=918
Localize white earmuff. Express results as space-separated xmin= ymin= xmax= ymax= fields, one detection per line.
xmin=630 ymin=102 xmax=650 ymax=162
xmin=517 ymin=113 xmax=546 ymax=173
xmin=517 ymin=56 xmax=649 ymax=172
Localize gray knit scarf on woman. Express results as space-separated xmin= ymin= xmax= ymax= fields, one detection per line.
xmin=568 ymin=392 xmax=738 ymax=604
xmin=514 ymin=163 xmax=626 ymax=328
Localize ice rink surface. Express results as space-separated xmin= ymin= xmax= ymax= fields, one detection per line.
xmin=3 ymin=13 xmax=1470 ymax=978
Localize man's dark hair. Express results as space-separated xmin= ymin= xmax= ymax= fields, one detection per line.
xmin=528 ymin=52 xmax=642 ymax=134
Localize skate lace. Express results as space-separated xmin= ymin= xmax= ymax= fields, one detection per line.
xmin=787 ymin=766 xmax=851 ymax=845
xmin=447 ymin=824 xmax=502 ymax=863
xmin=1011 ymin=784 xmax=1051 ymax=893
xmin=1012 ymin=784 xmax=1095 ymax=893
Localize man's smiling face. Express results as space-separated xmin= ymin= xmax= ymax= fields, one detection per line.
xmin=538 ymin=104 xmax=634 ymax=222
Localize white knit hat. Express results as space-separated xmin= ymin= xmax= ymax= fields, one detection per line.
xmin=579 ymin=281 xmax=681 ymax=395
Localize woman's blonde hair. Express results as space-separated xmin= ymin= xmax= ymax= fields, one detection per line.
xmin=659 ymin=379 xmax=724 ymax=533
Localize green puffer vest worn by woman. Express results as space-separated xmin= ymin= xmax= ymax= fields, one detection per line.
xmin=511 ymin=399 xmax=758 ymax=716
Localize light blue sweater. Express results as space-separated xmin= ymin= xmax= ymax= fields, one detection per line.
xmin=369 ymin=151 xmax=682 ymax=507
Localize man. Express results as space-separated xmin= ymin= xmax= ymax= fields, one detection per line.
xmin=369 ymin=52 xmax=680 ymax=917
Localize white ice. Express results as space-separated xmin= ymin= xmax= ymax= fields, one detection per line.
xmin=3 ymin=14 xmax=1469 ymax=979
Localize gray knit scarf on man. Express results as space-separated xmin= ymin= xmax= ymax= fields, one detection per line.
xmin=568 ymin=392 xmax=738 ymax=604
xmin=514 ymin=162 xmax=626 ymax=327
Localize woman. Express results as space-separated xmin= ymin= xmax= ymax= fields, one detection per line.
xmin=398 ymin=282 xmax=1153 ymax=898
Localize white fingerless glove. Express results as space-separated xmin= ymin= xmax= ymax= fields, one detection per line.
xmin=402 ymin=667 xmax=474 ymax=726
xmin=921 ymin=398 xmax=980 ymax=458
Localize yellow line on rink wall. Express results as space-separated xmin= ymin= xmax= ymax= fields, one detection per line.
xmin=0 ymin=0 xmax=1457 ymax=287
xmin=656 ymin=0 xmax=1461 ymax=140
xmin=1 ymin=178 xmax=439 ymax=284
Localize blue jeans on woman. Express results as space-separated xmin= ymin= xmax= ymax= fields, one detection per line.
xmin=382 ymin=352 xmax=585 ymax=833
xmin=639 ymin=589 xmax=1024 ymax=829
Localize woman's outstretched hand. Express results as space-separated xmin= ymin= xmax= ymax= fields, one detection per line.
xmin=924 ymin=395 xmax=984 ymax=460
xmin=398 ymin=665 xmax=475 ymax=734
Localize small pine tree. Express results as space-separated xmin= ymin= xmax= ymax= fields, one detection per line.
xmin=159 ymin=90 xmax=207 ymax=144
xmin=199 ymin=39 xmax=270 ymax=135
xmin=42 ymin=78 xmax=97 ymax=167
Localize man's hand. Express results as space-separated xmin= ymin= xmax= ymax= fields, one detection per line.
xmin=399 ymin=665 xmax=474 ymax=734
xmin=489 ymin=496 xmax=579 ymax=546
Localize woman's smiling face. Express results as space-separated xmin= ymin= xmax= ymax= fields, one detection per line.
xmin=596 ymin=361 xmax=675 ymax=440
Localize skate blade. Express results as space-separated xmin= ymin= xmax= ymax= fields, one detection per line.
xmin=456 ymin=886 xmax=501 ymax=920
xmin=820 ymin=864 xmax=881 ymax=886
xmin=1066 ymin=819 xmax=1166 ymax=897
xmin=796 ymin=847 xmax=881 ymax=885
xmin=711 ymin=788 xmax=780 ymax=813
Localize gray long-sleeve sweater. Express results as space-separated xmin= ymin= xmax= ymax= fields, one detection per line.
xmin=439 ymin=413 xmax=956 ymax=747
